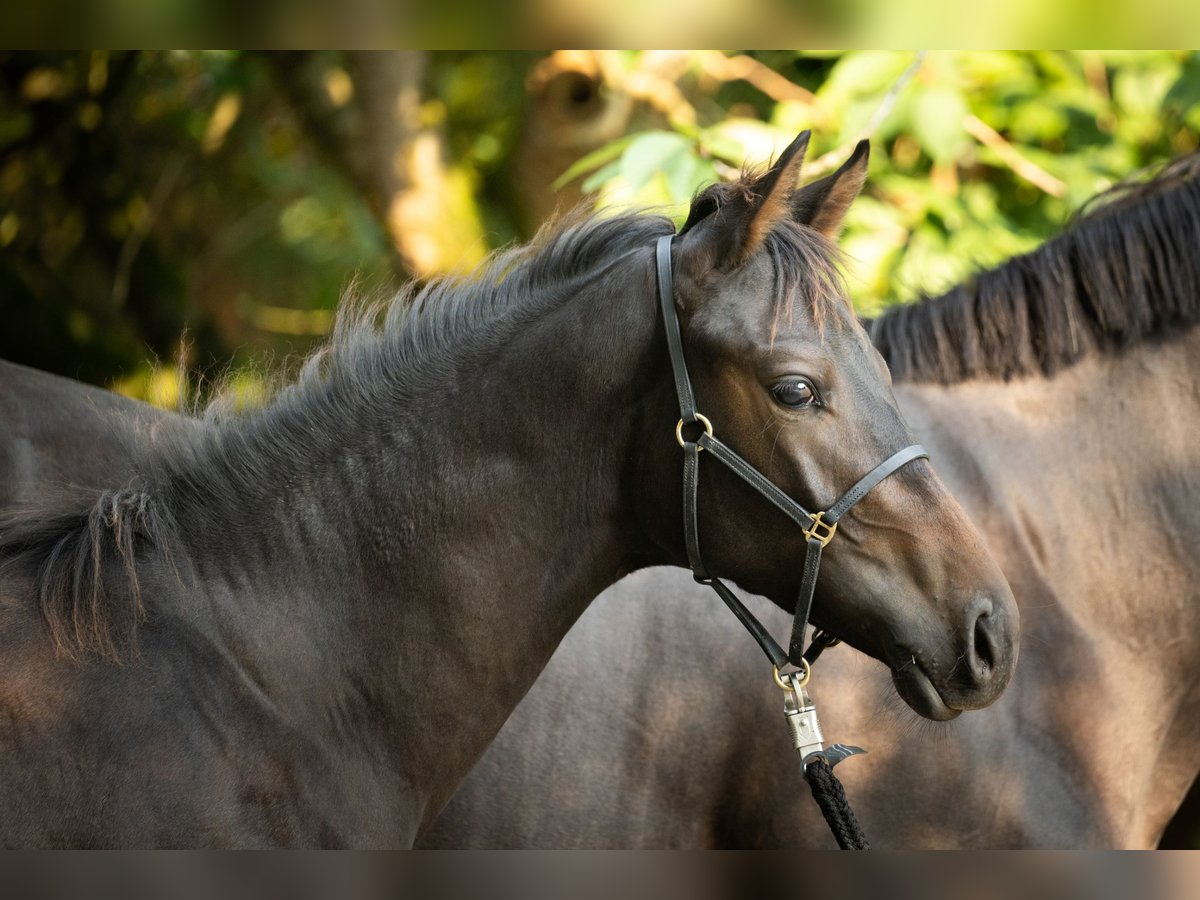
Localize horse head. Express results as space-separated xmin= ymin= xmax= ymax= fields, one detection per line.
xmin=636 ymin=132 xmax=1019 ymax=720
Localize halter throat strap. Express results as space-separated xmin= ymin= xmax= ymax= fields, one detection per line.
xmin=655 ymin=235 xmax=928 ymax=668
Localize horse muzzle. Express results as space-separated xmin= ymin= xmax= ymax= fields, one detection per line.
xmin=891 ymin=592 xmax=1018 ymax=721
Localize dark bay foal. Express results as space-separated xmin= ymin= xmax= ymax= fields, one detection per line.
xmin=0 ymin=133 xmax=1016 ymax=847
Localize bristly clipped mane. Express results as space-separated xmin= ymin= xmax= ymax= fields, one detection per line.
xmin=872 ymin=152 xmax=1200 ymax=383
xmin=0 ymin=197 xmax=843 ymax=662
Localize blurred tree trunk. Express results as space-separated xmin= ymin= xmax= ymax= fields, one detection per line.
xmin=345 ymin=51 xmax=426 ymax=245
xmin=348 ymin=51 xmax=486 ymax=277
xmin=266 ymin=51 xmax=485 ymax=280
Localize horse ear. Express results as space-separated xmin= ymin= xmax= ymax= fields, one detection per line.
xmin=679 ymin=130 xmax=811 ymax=271
xmin=791 ymin=140 xmax=869 ymax=239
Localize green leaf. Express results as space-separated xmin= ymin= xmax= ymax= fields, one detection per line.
xmin=665 ymin=155 xmax=718 ymax=202
xmin=618 ymin=131 xmax=695 ymax=193
xmin=581 ymin=160 xmax=621 ymax=194
xmin=1165 ymin=54 xmax=1200 ymax=113
xmin=701 ymin=119 xmax=789 ymax=167
xmin=912 ymin=86 xmax=969 ymax=163
xmin=553 ymin=134 xmax=637 ymax=190
xmin=1113 ymin=61 xmax=1180 ymax=118
xmin=1008 ymin=100 xmax=1070 ymax=143
xmin=819 ymin=51 xmax=915 ymax=105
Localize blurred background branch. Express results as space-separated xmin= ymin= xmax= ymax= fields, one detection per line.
xmin=963 ymin=113 xmax=1067 ymax=197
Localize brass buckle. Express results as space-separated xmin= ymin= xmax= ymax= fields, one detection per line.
xmin=802 ymin=510 xmax=838 ymax=547
xmin=675 ymin=413 xmax=714 ymax=449
xmin=773 ymin=658 xmax=811 ymax=690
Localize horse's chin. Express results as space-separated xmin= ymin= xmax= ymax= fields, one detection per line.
xmin=891 ymin=666 xmax=963 ymax=722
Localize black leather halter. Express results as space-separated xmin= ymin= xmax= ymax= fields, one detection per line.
xmin=655 ymin=235 xmax=928 ymax=671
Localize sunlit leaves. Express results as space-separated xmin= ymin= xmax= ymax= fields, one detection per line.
xmin=912 ymin=87 xmax=969 ymax=163
xmin=1166 ymin=55 xmax=1200 ymax=131
xmin=568 ymin=50 xmax=1200 ymax=315
xmin=563 ymin=130 xmax=718 ymax=219
xmin=553 ymin=136 xmax=634 ymax=190
xmin=618 ymin=132 xmax=693 ymax=193
xmin=701 ymin=118 xmax=790 ymax=168
xmin=818 ymin=52 xmax=915 ymax=107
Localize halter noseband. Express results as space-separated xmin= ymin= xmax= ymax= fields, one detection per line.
xmin=655 ymin=235 xmax=928 ymax=671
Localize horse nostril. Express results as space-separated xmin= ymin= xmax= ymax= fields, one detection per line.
xmin=964 ymin=596 xmax=1001 ymax=688
xmin=973 ymin=610 xmax=996 ymax=675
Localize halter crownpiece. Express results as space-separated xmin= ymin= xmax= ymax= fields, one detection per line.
xmin=655 ymin=234 xmax=928 ymax=669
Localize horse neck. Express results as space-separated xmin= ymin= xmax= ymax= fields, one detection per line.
xmin=166 ymin=257 xmax=664 ymax=833
xmin=895 ymin=325 xmax=1200 ymax=845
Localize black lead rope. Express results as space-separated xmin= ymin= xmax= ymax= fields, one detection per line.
xmin=805 ymin=757 xmax=870 ymax=849
xmin=656 ymin=235 xmax=927 ymax=849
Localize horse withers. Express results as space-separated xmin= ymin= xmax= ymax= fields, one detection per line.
xmin=0 ymin=133 xmax=1016 ymax=846
xmin=0 ymin=360 xmax=186 ymax=510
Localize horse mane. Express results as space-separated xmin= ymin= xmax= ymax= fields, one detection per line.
xmin=872 ymin=152 xmax=1200 ymax=383
xmin=0 ymin=487 xmax=176 ymax=661
xmin=0 ymin=194 xmax=843 ymax=662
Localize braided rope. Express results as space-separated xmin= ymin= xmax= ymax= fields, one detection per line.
xmin=804 ymin=757 xmax=870 ymax=849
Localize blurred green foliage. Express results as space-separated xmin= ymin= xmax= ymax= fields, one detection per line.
xmin=566 ymin=51 xmax=1200 ymax=316
xmin=0 ymin=51 xmax=397 ymax=390
xmin=1 ymin=51 xmax=1198 ymax=400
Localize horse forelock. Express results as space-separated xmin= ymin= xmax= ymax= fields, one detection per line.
xmin=873 ymin=151 xmax=1200 ymax=384
xmin=761 ymin=220 xmax=848 ymax=339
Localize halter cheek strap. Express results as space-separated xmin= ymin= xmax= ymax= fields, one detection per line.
xmin=656 ymin=235 xmax=928 ymax=669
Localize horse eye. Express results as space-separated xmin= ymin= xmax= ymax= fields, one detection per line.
xmin=770 ymin=377 xmax=819 ymax=409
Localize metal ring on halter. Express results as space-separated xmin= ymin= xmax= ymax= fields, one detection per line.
xmin=675 ymin=413 xmax=714 ymax=449
xmin=773 ymin=658 xmax=811 ymax=690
